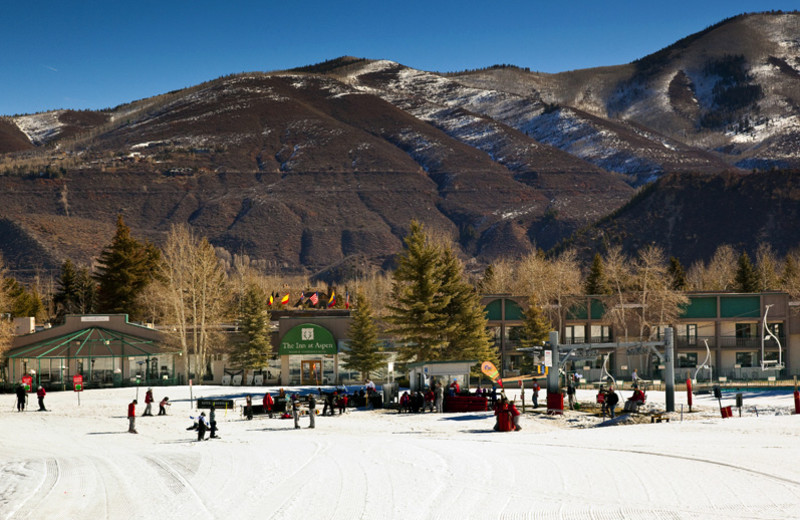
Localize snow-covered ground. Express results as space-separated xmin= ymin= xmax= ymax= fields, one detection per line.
xmin=1 ymin=385 xmax=799 ymax=519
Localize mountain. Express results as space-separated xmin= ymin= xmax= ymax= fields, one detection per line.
xmin=0 ymin=12 xmax=798 ymax=278
xmin=562 ymin=169 xmax=800 ymax=266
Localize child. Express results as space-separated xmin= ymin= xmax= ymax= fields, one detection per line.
xmin=159 ymin=396 xmax=171 ymax=415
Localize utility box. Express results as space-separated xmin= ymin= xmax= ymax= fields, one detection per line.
xmin=547 ymin=392 xmax=564 ymax=415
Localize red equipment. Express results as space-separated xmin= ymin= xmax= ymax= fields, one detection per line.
xmin=686 ymin=377 xmax=693 ymax=412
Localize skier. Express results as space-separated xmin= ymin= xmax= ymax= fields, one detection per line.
xmin=209 ymin=404 xmax=218 ymax=438
xmin=434 ymin=381 xmax=444 ymax=413
xmin=158 ymin=396 xmax=171 ymax=415
xmin=15 ymin=383 xmax=27 ymax=412
xmin=291 ymin=394 xmax=301 ymax=429
xmin=143 ymin=388 xmax=154 ymax=416
xmin=245 ymin=395 xmax=254 ymax=420
xmin=128 ymin=399 xmax=138 ymax=433
xmin=308 ymin=394 xmax=316 ymax=429
xmin=197 ymin=412 xmax=209 ymax=441
xmin=605 ymin=386 xmax=619 ymax=419
xmin=337 ymin=390 xmax=348 ymax=415
xmin=36 ymin=386 xmax=47 ymax=411
xmin=424 ymin=387 xmax=435 ymax=412
xmin=449 ymin=379 xmax=460 ymax=396
xmin=531 ymin=379 xmax=541 ymax=408
xmin=263 ymin=391 xmax=274 ymax=419
xmin=567 ymin=379 xmax=576 ymax=410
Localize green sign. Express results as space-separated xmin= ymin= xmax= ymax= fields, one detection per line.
xmin=279 ymin=323 xmax=337 ymax=355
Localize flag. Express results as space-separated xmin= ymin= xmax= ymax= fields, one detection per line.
xmin=294 ymin=292 xmax=305 ymax=307
xmin=309 ymin=292 xmax=319 ymax=306
xmin=268 ymin=294 xmax=273 ymax=306
xmin=345 ymin=291 xmax=350 ymax=309
xmin=481 ymin=361 xmax=503 ymax=388
xmin=327 ymin=290 xmax=336 ymax=308
xmin=281 ymin=293 xmax=290 ymax=305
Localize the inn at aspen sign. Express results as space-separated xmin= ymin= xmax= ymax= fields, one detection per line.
xmin=278 ymin=323 xmax=337 ymax=355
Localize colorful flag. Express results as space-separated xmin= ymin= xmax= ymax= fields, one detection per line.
xmin=345 ymin=291 xmax=350 ymax=309
xmin=281 ymin=293 xmax=290 ymax=305
xmin=327 ymin=290 xmax=336 ymax=308
xmin=309 ymin=292 xmax=319 ymax=306
xmin=268 ymin=294 xmax=273 ymax=306
xmin=480 ymin=361 xmax=503 ymax=387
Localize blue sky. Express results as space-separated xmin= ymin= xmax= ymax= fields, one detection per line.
xmin=1 ymin=1 xmax=794 ymax=115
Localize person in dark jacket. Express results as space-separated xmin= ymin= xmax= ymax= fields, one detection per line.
xmin=36 ymin=386 xmax=47 ymax=411
xmin=197 ymin=412 xmax=208 ymax=441
xmin=308 ymin=394 xmax=316 ymax=429
xmin=566 ymin=380 xmax=576 ymax=410
xmin=245 ymin=395 xmax=254 ymax=420
xmin=605 ymin=386 xmax=619 ymax=419
xmin=209 ymin=404 xmax=218 ymax=438
xmin=16 ymin=384 xmax=27 ymax=412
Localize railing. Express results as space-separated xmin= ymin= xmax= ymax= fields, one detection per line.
xmin=675 ymin=335 xmax=786 ymax=349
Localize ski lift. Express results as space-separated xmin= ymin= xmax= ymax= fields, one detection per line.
xmin=693 ymin=340 xmax=713 ymax=384
xmin=761 ymin=304 xmax=785 ymax=371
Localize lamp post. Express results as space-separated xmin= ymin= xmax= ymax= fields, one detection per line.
xmin=61 ymin=365 xmax=66 ymax=391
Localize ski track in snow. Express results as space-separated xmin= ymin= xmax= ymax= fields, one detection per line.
xmin=2 ymin=386 xmax=800 ymax=519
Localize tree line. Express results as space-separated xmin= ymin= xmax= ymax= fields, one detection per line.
xmin=2 ymin=215 xmax=799 ymax=381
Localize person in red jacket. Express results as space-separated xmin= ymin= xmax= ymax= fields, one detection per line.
xmin=263 ymin=391 xmax=274 ymax=418
xmin=509 ymin=400 xmax=521 ymax=431
xmin=128 ymin=399 xmax=138 ymax=434
xmin=493 ymin=397 xmax=513 ymax=432
xmin=36 ymin=386 xmax=47 ymax=411
xmin=143 ymin=388 xmax=154 ymax=416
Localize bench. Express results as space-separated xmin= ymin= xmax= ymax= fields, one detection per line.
xmin=651 ymin=413 xmax=669 ymax=423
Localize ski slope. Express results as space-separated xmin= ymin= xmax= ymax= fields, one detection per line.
xmin=1 ymin=386 xmax=799 ymax=519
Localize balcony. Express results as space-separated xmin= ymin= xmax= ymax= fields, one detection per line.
xmin=675 ymin=335 xmax=785 ymax=349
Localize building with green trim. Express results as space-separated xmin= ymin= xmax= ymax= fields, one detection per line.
xmin=6 ymin=314 xmax=180 ymax=390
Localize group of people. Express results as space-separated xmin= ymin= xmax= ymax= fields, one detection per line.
xmin=493 ymin=395 xmax=521 ymax=431
xmin=127 ymin=388 xmax=172 ymax=434
xmin=15 ymin=384 xmax=48 ymax=412
xmin=596 ymin=385 xmax=620 ymax=418
xmin=187 ymin=403 xmax=219 ymax=440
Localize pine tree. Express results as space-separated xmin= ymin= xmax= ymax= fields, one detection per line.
xmin=75 ymin=267 xmax=97 ymax=314
xmin=584 ymin=253 xmax=610 ymax=295
xmin=668 ymin=256 xmax=687 ymax=290
xmin=734 ymin=252 xmax=759 ymax=292
xmin=342 ymin=292 xmax=383 ymax=378
xmin=53 ymin=259 xmax=79 ymax=320
xmin=520 ymin=300 xmax=551 ymax=349
xmin=4 ymin=278 xmax=46 ymax=321
xmin=230 ymin=283 xmax=272 ymax=375
xmin=94 ymin=215 xmax=160 ymax=319
xmin=439 ymin=247 xmax=496 ymax=364
xmin=386 ymin=221 xmax=454 ymax=362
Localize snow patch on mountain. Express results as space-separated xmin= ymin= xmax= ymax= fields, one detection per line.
xmin=13 ymin=111 xmax=65 ymax=145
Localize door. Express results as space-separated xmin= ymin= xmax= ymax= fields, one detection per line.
xmin=301 ymin=360 xmax=322 ymax=385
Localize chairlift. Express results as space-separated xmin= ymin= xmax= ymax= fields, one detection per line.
xmin=693 ymin=340 xmax=713 ymax=385
xmin=761 ymin=305 xmax=785 ymax=371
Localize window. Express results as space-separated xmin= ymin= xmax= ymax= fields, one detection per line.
xmin=765 ymin=322 xmax=784 ymax=340
xmin=735 ymin=323 xmax=756 ymax=338
xmin=735 ymin=352 xmax=754 ymax=367
xmin=590 ymin=325 xmax=611 ymax=343
xmin=677 ymin=352 xmax=698 ymax=368
xmin=564 ymin=325 xmax=585 ymax=344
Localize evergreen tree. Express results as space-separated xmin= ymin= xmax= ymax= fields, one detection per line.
xmin=734 ymin=252 xmax=759 ymax=292
xmin=438 ymin=247 xmax=496 ymax=364
xmin=342 ymin=292 xmax=383 ymax=378
xmin=3 ymin=278 xmax=46 ymax=320
xmin=668 ymin=257 xmax=688 ymax=290
xmin=584 ymin=253 xmax=610 ymax=295
xmin=230 ymin=283 xmax=272 ymax=375
xmin=94 ymin=215 xmax=160 ymax=319
xmin=386 ymin=221 xmax=455 ymax=362
xmin=518 ymin=299 xmax=552 ymax=373
xmin=54 ymin=259 xmax=91 ymax=320
xmin=519 ymin=300 xmax=552 ymax=349
xmin=75 ymin=267 xmax=98 ymax=314
xmin=477 ymin=263 xmax=495 ymax=293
